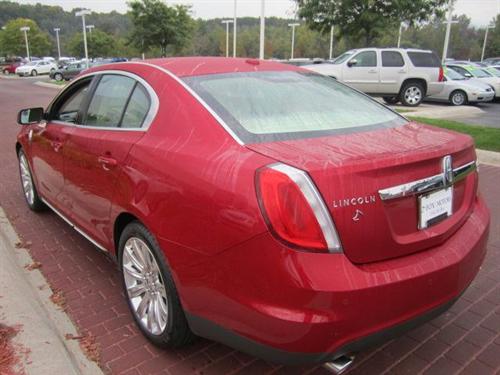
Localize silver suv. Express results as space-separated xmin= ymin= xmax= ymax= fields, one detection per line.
xmin=304 ymin=48 xmax=444 ymax=106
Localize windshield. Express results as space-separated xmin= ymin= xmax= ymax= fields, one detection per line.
xmin=184 ymin=71 xmax=406 ymax=143
xmin=445 ymin=68 xmax=466 ymax=80
xmin=331 ymin=51 xmax=355 ymax=65
xmin=471 ymin=68 xmax=493 ymax=78
xmin=486 ymin=68 xmax=500 ymax=77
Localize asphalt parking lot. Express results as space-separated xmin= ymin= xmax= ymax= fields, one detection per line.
xmin=0 ymin=76 xmax=499 ymax=375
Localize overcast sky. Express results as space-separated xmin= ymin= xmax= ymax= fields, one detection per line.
xmin=16 ymin=0 xmax=499 ymax=27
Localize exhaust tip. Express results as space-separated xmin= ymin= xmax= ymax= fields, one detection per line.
xmin=323 ymin=354 xmax=355 ymax=374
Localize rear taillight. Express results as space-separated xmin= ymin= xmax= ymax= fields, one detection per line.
xmin=256 ymin=163 xmax=342 ymax=252
xmin=438 ymin=66 xmax=444 ymax=82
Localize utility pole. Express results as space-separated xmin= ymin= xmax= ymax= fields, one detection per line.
xmin=233 ymin=0 xmax=237 ymax=57
xmin=481 ymin=23 xmax=495 ymax=61
xmin=442 ymin=0 xmax=458 ymax=63
xmin=329 ymin=25 xmax=334 ymax=60
xmin=259 ymin=0 xmax=265 ymax=59
xmin=20 ymin=26 xmax=30 ymax=61
xmin=54 ymin=28 xmax=61 ymax=60
xmin=288 ymin=23 xmax=300 ymax=60
xmin=76 ymin=9 xmax=91 ymax=68
xmin=221 ymin=20 xmax=233 ymax=57
xmin=397 ymin=23 xmax=403 ymax=48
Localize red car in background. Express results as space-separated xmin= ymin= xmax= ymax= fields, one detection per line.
xmin=2 ymin=61 xmax=21 ymax=75
xmin=15 ymin=58 xmax=489 ymax=371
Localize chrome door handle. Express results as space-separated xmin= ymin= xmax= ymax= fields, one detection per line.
xmin=51 ymin=140 xmax=63 ymax=152
xmin=398 ymin=69 xmax=406 ymax=73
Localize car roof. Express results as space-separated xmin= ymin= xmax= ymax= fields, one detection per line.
xmin=94 ymin=57 xmax=304 ymax=78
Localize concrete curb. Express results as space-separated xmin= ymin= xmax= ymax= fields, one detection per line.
xmin=477 ymin=149 xmax=500 ymax=167
xmin=34 ymin=81 xmax=65 ymax=90
xmin=0 ymin=207 xmax=103 ymax=375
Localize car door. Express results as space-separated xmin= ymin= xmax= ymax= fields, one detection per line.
xmin=37 ymin=61 xmax=48 ymax=74
xmin=379 ymin=50 xmax=406 ymax=94
xmin=30 ymin=77 xmax=93 ymax=208
xmin=342 ymin=50 xmax=379 ymax=93
xmin=62 ymin=73 xmax=152 ymax=247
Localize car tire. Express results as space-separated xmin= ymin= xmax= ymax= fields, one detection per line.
xmin=449 ymin=90 xmax=468 ymax=106
xmin=383 ymin=96 xmax=399 ymax=105
xmin=54 ymin=73 xmax=63 ymax=81
xmin=30 ymin=70 xmax=37 ymax=77
xmin=18 ymin=150 xmax=45 ymax=211
xmin=400 ymin=81 xmax=425 ymax=107
xmin=119 ymin=221 xmax=195 ymax=348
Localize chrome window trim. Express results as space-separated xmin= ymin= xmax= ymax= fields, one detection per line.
xmin=120 ymin=61 xmax=245 ymax=145
xmin=40 ymin=197 xmax=109 ymax=253
xmin=48 ymin=69 xmax=159 ymax=131
xmin=378 ymin=160 xmax=476 ymax=201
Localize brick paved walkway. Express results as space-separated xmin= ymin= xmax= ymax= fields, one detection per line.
xmin=0 ymin=77 xmax=499 ymax=374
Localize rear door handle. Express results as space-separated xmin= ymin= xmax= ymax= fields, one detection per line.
xmin=368 ymin=69 xmax=378 ymax=73
xmin=51 ymin=140 xmax=63 ymax=152
xmin=98 ymin=156 xmax=117 ymax=171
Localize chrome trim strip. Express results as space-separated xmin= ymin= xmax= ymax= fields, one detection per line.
xmin=120 ymin=61 xmax=245 ymax=145
xmin=41 ymin=198 xmax=109 ymax=252
xmin=47 ymin=69 xmax=159 ymax=132
xmin=378 ymin=160 xmax=476 ymax=201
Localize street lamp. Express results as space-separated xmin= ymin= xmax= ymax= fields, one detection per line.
xmin=20 ymin=26 xmax=30 ymax=61
xmin=86 ymin=25 xmax=95 ymax=34
xmin=329 ymin=25 xmax=334 ymax=60
xmin=259 ymin=0 xmax=265 ymax=59
xmin=233 ymin=0 xmax=237 ymax=57
xmin=221 ymin=20 xmax=233 ymax=58
xmin=288 ymin=23 xmax=300 ymax=60
xmin=75 ymin=9 xmax=91 ymax=68
xmin=442 ymin=0 xmax=458 ymax=63
xmin=397 ymin=22 xmax=404 ymax=48
xmin=54 ymin=27 xmax=61 ymax=60
xmin=481 ymin=23 xmax=495 ymax=62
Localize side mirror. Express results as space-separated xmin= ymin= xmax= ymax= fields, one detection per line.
xmin=464 ymin=72 xmax=473 ymax=78
xmin=347 ymin=59 xmax=358 ymax=67
xmin=442 ymin=77 xmax=447 ymax=82
xmin=17 ymin=107 xmax=44 ymax=125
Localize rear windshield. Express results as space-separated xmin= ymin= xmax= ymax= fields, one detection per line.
xmin=407 ymin=52 xmax=441 ymax=67
xmin=183 ymin=71 xmax=406 ymax=143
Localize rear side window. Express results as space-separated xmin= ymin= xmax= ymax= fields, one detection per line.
xmin=121 ymin=84 xmax=150 ymax=128
xmin=382 ymin=51 xmax=405 ymax=67
xmin=85 ymin=75 xmax=136 ymax=127
xmin=407 ymin=52 xmax=441 ymax=67
xmin=351 ymin=51 xmax=377 ymax=67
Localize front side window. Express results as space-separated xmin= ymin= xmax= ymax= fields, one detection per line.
xmin=85 ymin=75 xmax=136 ymax=127
xmin=184 ymin=71 xmax=406 ymax=143
xmin=52 ymin=79 xmax=92 ymax=123
xmin=351 ymin=51 xmax=377 ymax=67
xmin=382 ymin=51 xmax=405 ymax=67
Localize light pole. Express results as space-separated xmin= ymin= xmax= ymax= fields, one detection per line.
xmin=397 ymin=22 xmax=403 ymax=48
xmin=233 ymin=0 xmax=237 ymax=57
xmin=259 ymin=0 xmax=265 ymax=59
xmin=329 ymin=25 xmax=334 ymax=60
xmin=54 ymin=27 xmax=61 ymax=60
xmin=442 ymin=0 xmax=458 ymax=63
xmin=75 ymin=9 xmax=91 ymax=68
xmin=481 ymin=23 xmax=495 ymax=61
xmin=221 ymin=20 xmax=233 ymax=58
xmin=20 ymin=26 xmax=30 ymax=61
xmin=288 ymin=23 xmax=300 ymax=60
xmin=86 ymin=24 xmax=95 ymax=34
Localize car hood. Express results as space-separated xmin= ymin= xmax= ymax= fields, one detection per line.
xmin=302 ymin=63 xmax=342 ymax=77
xmin=450 ymin=79 xmax=494 ymax=91
xmin=476 ymin=76 xmax=500 ymax=87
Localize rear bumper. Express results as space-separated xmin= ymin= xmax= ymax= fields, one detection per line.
xmin=177 ymin=196 xmax=490 ymax=364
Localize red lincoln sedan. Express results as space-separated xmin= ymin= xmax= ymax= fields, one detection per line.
xmin=16 ymin=58 xmax=489 ymax=371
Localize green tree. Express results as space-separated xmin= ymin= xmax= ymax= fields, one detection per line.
xmin=295 ymin=0 xmax=448 ymax=46
xmin=67 ymin=29 xmax=115 ymax=58
xmin=128 ymin=0 xmax=194 ymax=56
xmin=0 ymin=18 xmax=51 ymax=57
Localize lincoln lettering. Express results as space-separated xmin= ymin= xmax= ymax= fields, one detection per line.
xmin=333 ymin=195 xmax=376 ymax=208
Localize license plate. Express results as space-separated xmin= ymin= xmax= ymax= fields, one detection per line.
xmin=418 ymin=188 xmax=453 ymax=229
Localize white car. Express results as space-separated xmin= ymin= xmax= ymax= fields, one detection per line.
xmin=425 ymin=68 xmax=495 ymax=105
xmin=303 ymin=48 xmax=444 ymax=106
xmin=15 ymin=60 xmax=58 ymax=77
xmin=446 ymin=64 xmax=500 ymax=98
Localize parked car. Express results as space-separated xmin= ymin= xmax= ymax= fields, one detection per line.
xmin=303 ymin=48 xmax=444 ymax=106
xmin=446 ymin=63 xmax=500 ymax=98
xmin=483 ymin=57 xmax=500 ymax=66
xmin=2 ymin=61 xmax=22 ymax=75
xmin=15 ymin=58 xmax=489 ymax=369
xmin=15 ymin=60 xmax=58 ymax=76
xmin=50 ymin=61 xmax=87 ymax=81
xmin=425 ymin=68 xmax=494 ymax=105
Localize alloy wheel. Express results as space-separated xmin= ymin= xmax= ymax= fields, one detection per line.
xmin=19 ymin=154 xmax=35 ymax=205
xmin=451 ymin=92 xmax=465 ymax=106
xmin=404 ymin=86 xmax=422 ymax=106
xmin=122 ymin=237 xmax=169 ymax=336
